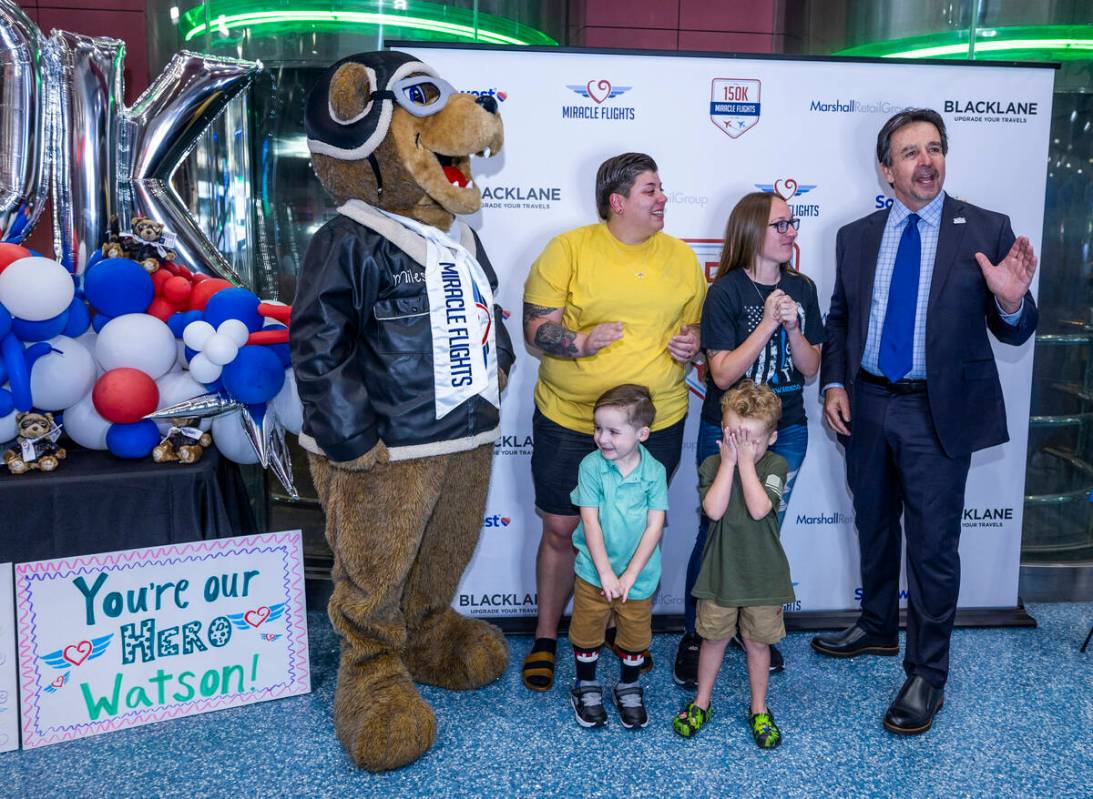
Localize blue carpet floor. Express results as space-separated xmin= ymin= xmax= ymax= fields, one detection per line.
xmin=2 ymin=602 xmax=1091 ymax=798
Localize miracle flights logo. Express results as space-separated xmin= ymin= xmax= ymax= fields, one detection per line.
xmin=710 ymin=79 xmax=761 ymax=138
xmin=562 ymin=80 xmax=636 ymax=121
xmin=755 ymin=178 xmax=820 ymax=221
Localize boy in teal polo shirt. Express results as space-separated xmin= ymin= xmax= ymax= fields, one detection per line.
xmin=568 ymin=384 xmax=668 ymax=730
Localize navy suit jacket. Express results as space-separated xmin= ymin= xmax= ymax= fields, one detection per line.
xmin=821 ymin=194 xmax=1038 ymax=458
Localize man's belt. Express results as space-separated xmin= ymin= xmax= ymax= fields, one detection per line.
xmin=856 ymin=368 xmax=927 ymax=395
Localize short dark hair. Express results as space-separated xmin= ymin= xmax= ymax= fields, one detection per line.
xmin=594 ymin=384 xmax=656 ymax=428
xmin=595 ymin=152 xmax=658 ymax=221
xmin=876 ymin=108 xmax=948 ymax=166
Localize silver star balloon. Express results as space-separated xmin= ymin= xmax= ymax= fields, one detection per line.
xmin=144 ymin=393 xmax=240 ymax=421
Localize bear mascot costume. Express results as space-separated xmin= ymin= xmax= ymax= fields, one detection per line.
xmin=290 ymin=50 xmax=512 ymax=771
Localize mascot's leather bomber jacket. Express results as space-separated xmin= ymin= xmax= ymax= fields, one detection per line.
xmin=291 ymin=201 xmax=515 ymax=463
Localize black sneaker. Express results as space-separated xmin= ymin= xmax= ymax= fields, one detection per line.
xmin=613 ymin=683 xmax=649 ymax=729
xmin=673 ymin=633 xmax=702 ymax=688
xmin=570 ymin=681 xmax=607 ymax=728
xmin=731 ymin=634 xmax=785 ymax=673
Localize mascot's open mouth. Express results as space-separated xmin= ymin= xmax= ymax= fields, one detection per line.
xmin=436 ymin=153 xmax=473 ymax=189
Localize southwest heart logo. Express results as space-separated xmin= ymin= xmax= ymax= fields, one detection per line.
xmin=586 ymin=79 xmax=612 ymax=104
xmin=62 ymin=640 xmax=93 ymax=666
xmin=244 ymin=606 xmax=271 ymax=628
xmin=501 ymin=517 xmax=511 ymax=526
xmin=496 ymin=91 xmax=508 ymax=102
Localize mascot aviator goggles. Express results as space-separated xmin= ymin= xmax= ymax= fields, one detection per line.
xmin=375 ymin=75 xmax=459 ymax=118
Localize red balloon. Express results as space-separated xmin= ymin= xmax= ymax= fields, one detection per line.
xmin=247 ymin=329 xmax=290 ymax=346
xmin=146 ymin=297 xmax=177 ymax=321
xmin=151 ymin=267 xmax=173 ymax=295
xmin=171 ymin=263 xmax=193 ymax=281
xmin=163 ymin=275 xmax=192 ymax=304
xmin=0 ymin=243 xmax=32 ymax=275
xmin=92 ymin=368 xmax=160 ymax=424
xmin=188 ymin=278 xmax=233 ymax=311
xmin=190 ymin=272 xmax=208 ymax=283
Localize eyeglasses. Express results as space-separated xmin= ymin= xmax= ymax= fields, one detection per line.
xmin=768 ymin=218 xmax=800 ymax=234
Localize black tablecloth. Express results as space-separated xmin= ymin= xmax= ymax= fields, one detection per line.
xmin=0 ymin=446 xmax=257 ymax=564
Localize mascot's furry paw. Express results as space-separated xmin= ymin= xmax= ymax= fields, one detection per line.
xmin=405 ymin=609 xmax=509 ymax=690
xmin=334 ymin=651 xmax=436 ymax=772
xmin=331 ymin=440 xmax=390 ymax=473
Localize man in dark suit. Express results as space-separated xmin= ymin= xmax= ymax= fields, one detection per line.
xmin=814 ymin=108 xmax=1038 ymax=734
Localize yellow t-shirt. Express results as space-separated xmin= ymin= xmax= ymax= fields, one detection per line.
xmin=523 ymin=223 xmax=707 ymax=433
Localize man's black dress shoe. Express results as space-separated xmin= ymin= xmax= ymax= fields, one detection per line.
xmin=883 ymin=675 xmax=944 ymax=735
xmin=810 ymin=625 xmax=899 ymax=658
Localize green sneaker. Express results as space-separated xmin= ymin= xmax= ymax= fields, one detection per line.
xmin=749 ymin=709 xmax=782 ymax=749
xmin=672 ymin=701 xmax=712 ymax=737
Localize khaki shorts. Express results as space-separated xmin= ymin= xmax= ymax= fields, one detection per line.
xmin=568 ymin=576 xmax=653 ymax=652
xmin=695 ymin=600 xmax=785 ymax=644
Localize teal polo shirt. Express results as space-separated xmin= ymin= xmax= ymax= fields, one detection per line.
xmin=570 ymin=444 xmax=669 ymax=601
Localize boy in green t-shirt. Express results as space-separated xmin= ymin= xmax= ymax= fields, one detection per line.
xmin=672 ymin=380 xmax=795 ymax=749
xmin=568 ymin=384 xmax=668 ymax=730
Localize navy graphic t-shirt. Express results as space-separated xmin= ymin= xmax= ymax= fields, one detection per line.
xmin=699 ymin=267 xmax=825 ymax=429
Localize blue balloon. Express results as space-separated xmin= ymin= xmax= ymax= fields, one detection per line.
xmin=62 ymin=297 xmax=91 ymax=337
xmin=26 ymin=248 xmax=42 ymax=257
xmin=86 ymin=250 xmax=104 ymax=271
xmin=167 ymin=312 xmax=188 ymax=338
xmin=203 ymin=378 xmax=224 ymax=393
xmin=246 ymin=402 xmax=266 ymax=426
xmin=222 ymin=345 xmax=284 ymax=404
xmin=24 ymin=341 xmax=52 ymax=373
xmin=263 ymin=323 xmax=291 ymax=367
xmin=83 ymin=258 xmax=154 ymax=317
xmin=184 ymin=345 xmax=199 ymax=363
xmin=106 ymin=420 xmax=161 ymax=459
xmin=203 ymin=287 xmax=263 ymax=332
xmin=12 ymin=310 xmax=70 ymax=342
xmin=92 ymin=312 xmax=113 ymax=333
xmin=0 ymin=389 xmax=12 ymax=417
xmin=2 ymin=334 xmax=30 ymax=411
xmin=0 ymin=304 xmax=10 ymax=340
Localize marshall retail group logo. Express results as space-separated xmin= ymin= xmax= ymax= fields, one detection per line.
xmin=944 ymin=98 xmax=1039 ymax=124
xmin=808 ymin=97 xmax=908 ymax=114
xmin=755 ymin=178 xmax=820 ymax=220
xmin=710 ymin=78 xmax=761 ymax=138
xmin=562 ymin=79 xmax=636 ymax=121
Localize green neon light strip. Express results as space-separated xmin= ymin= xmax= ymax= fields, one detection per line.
xmin=835 ymin=24 xmax=1093 ymax=61
xmin=182 ymin=6 xmax=557 ymax=46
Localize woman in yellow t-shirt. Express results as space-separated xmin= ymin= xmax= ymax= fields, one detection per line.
xmin=520 ymin=152 xmax=707 ymax=692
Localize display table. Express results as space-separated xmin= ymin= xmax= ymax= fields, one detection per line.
xmin=0 ymin=446 xmax=256 ymax=564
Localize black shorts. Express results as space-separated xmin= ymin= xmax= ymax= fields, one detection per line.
xmin=530 ymin=407 xmax=685 ymax=516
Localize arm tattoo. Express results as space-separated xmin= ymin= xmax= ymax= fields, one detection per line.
xmin=534 ymin=322 xmax=580 ymax=357
xmin=522 ymin=302 xmax=557 ymax=324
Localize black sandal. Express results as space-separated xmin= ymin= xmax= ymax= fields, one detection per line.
xmin=522 ymin=645 xmax=556 ymax=691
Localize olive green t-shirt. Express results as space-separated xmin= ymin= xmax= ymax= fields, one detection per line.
xmin=692 ymin=450 xmax=796 ymax=607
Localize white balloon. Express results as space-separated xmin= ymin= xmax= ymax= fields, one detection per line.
xmin=182 ymin=320 xmax=215 ymax=351
xmin=270 ymin=368 xmax=303 ymax=435
xmin=95 ymin=313 xmax=177 ymax=378
xmin=0 ymin=257 xmax=75 ymax=321
xmin=212 ymin=410 xmax=259 ymax=464
xmin=0 ymin=409 xmax=16 ymax=444
xmin=61 ymin=393 xmax=111 ymax=450
xmin=187 ymin=352 xmax=222 ymax=384
xmin=154 ymin=371 xmax=213 ymax=434
xmin=29 ymin=336 xmax=97 ymax=410
xmin=176 ymin=339 xmax=190 ymax=369
xmin=217 ymin=318 xmax=250 ymax=347
xmin=203 ymin=332 xmax=238 ymax=366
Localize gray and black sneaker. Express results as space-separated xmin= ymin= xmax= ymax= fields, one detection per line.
xmin=613 ymin=682 xmax=649 ymax=729
xmin=673 ymin=633 xmax=702 ymax=688
xmin=570 ymin=680 xmax=607 ymax=728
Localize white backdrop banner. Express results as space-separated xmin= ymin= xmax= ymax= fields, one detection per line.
xmin=1 ymin=564 xmax=17 ymax=752
xmin=397 ymin=45 xmax=1052 ymax=616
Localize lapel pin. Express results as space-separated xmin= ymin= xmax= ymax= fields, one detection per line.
xmin=953 ymin=216 xmax=966 ymax=224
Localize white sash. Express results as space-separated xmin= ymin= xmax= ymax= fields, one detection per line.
xmin=376 ymin=210 xmax=499 ymax=419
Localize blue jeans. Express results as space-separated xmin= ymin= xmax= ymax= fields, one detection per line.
xmin=682 ymin=419 xmax=808 ymax=635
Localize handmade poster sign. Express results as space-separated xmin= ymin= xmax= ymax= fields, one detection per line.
xmin=1 ymin=563 xmax=17 ymax=752
xmin=15 ymin=532 xmax=309 ymax=749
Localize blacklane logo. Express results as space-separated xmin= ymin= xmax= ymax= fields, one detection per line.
xmin=809 ymin=98 xmax=908 ymax=114
xmin=562 ymin=80 xmax=636 ymax=121
xmin=944 ymin=98 xmax=1038 ymax=124
xmin=459 ymin=592 xmax=537 ymax=617
xmin=711 ymin=78 xmax=760 ymax=138
xmin=962 ymin=506 xmax=1014 ymax=529
xmin=480 ymin=185 xmax=562 ymax=211
xmin=495 ymin=432 xmax=533 ymax=455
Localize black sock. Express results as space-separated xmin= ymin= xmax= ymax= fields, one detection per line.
xmin=574 ymin=646 xmax=600 ymax=682
xmin=619 ymin=649 xmax=645 ymax=683
xmin=531 ymin=637 xmax=557 ymax=655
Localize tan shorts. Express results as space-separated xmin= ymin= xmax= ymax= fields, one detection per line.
xmin=568 ymin=576 xmax=653 ymax=652
xmin=695 ymin=600 xmax=785 ymax=644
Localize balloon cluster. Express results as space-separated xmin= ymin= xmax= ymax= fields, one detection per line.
xmin=0 ymin=242 xmax=301 ymax=497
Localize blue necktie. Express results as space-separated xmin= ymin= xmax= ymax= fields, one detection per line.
xmin=878 ymin=213 xmax=920 ymax=383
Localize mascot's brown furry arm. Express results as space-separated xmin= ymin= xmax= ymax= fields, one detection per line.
xmin=289 ymin=50 xmax=512 ymax=771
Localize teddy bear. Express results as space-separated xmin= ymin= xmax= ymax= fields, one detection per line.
xmin=290 ymin=50 xmax=511 ymax=772
xmin=119 ymin=215 xmax=177 ymax=273
xmin=3 ymin=412 xmax=66 ymax=474
xmin=152 ymin=420 xmax=213 ymax=464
